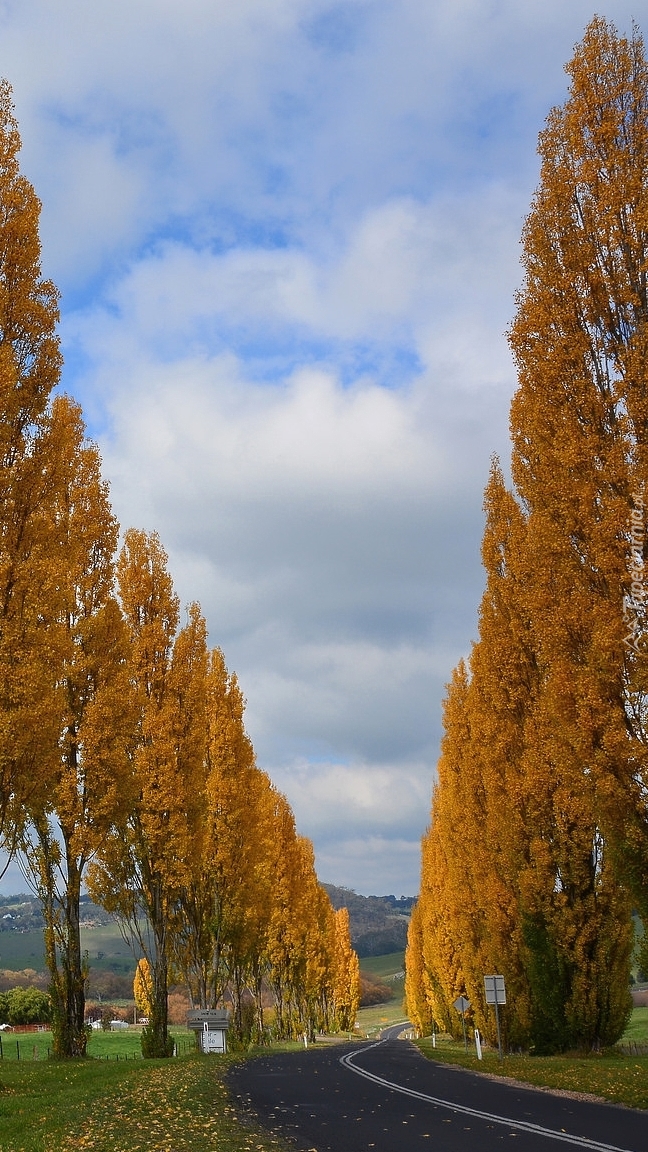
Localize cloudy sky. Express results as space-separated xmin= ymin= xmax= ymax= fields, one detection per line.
xmin=0 ymin=0 xmax=641 ymax=897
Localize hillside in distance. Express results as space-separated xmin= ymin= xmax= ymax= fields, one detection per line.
xmin=0 ymin=888 xmax=416 ymax=970
xmin=0 ymin=893 xmax=112 ymax=933
xmin=323 ymin=885 xmax=415 ymax=958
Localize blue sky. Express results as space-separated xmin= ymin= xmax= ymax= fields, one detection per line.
xmin=0 ymin=0 xmax=642 ymax=896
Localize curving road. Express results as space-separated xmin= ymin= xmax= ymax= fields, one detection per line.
xmin=227 ymin=1028 xmax=647 ymax=1152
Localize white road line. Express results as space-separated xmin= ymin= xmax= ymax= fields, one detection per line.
xmin=339 ymin=1043 xmax=636 ymax=1152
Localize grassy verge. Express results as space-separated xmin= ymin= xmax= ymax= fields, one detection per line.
xmin=357 ymin=996 xmax=407 ymax=1037
xmin=0 ymin=1045 xmax=295 ymax=1152
xmin=416 ymin=1032 xmax=648 ymax=1110
xmin=621 ymin=1006 xmax=648 ymax=1043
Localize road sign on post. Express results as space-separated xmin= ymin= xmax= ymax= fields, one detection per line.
xmin=186 ymin=1009 xmax=230 ymax=1054
xmin=484 ymin=976 xmax=506 ymax=1005
xmin=484 ymin=975 xmax=506 ymax=1061
xmin=453 ymin=995 xmax=471 ymax=1051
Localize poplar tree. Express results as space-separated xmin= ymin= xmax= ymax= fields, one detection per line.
xmin=414 ymin=471 xmax=536 ymax=1048
xmin=298 ymin=853 xmax=336 ymax=1040
xmin=413 ymin=19 xmax=644 ymax=1053
xmin=333 ymin=907 xmax=360 ymax=1032
xmin=461 ymin=464 xmax=535 ymax=1047
xmin=169 ymin=647 xmax=276 ymax=1034
xmin=509 ymin=15 xmax=648 ymax=894
xmin=0 ymin=85 xmax=134 ymax=1057
xmin=90 ymin=532 xmax=208 ymax=1058
xmin=404 ymin=900 xmax=433 ymax=1037
xmin=417 ymin=820 xmax=462 ymax=1039
xmin=266 ymin=796 xmax=313 ymax=1038
xmin=508 ymin=15 xmax=641 ymax=1045
xmin=417 ymin=665 xmax=472 ymax=1042
xmin=0 ymin=81 xmax=63 ymax=846
xmin=133 ymin=958 xmax=153 ymax=1020
xmin=21 ymin=398 xmax=133 ymax=1057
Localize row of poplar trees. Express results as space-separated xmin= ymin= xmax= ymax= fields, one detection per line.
xmin=406 ymin=17 xmax=648 ymax=1055
xmin=0 ymin=83 xmax=360 ymax=1059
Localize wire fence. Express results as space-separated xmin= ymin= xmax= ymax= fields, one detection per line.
xmin=616 ymin=1041 xmax=648 ymax=1057
xmin=0 ymin=1036 xmax=196 ymax=1061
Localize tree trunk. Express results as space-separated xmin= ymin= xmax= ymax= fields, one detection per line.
xmin=141 ymin=884 xmax=173 ymax=1058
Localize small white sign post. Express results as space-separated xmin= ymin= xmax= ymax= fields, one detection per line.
xmin=453 ymin=995 xmax=470 ymax=1051
xmin=484 ymin=975 xmax=506 ymax=1061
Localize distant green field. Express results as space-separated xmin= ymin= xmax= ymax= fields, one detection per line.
xmin=2 ymin=925 xmax=406 ymax=981
xmin=80 ymin=922 xmax=141 ymax=973
xmin=359 ymin=951 xmax=404 ymax=978
xmin=0 ymin=922 xmax=139 ymax=975
xmin=0 ymin=1026 xmax=194 ymax=1062
xmin=0 ymin=928 xmax=46 ymax=970
xmin=356 ymin=952 xmax=406 ymax=1036
xmin=357 ymin=996 xmax=407 ymax=1035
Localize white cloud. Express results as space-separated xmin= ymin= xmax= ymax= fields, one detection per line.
xmin=313 ymin=835 xmax=423 ymax=897
xmin=75 ymin=186 xmax=521 ymax=347
xmin=1 ymin=0 xmax=635 ymax=296
xmin=0 ymin=0 xmax=642 ymax=895
xmin=272 ymin=760 xmax=431 ymax=834
xmin=61 ymin=169 xmax=518 ymax=898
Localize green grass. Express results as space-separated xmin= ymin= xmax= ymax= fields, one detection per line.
xmin=359 ymin=952 xmax=404 ymax=979
xmin=621 ymin=1006 xmax=648 ymax=1044
xmin=0 ymin=923 xmax=139 ymax=976
xmin=0 ymin=1045 xmax=293 ymax=1152
xmin=0 ymin=930 xmax=47 ymax=972
xmin=357 ymin=994 xmax=407 ymax=1037
xmin=356 ymin=951 xmax=406 ymax=1037
xmin=416 ymin=1027 xmax=648 ymax=1110
xmin=0 ymin=1028 xmax=195 ymax=1063
xmin=80 ymin=923 xmax=140 ymax=975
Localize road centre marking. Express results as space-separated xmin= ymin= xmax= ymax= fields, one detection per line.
xmin=339 ymin=1044 xmax=635 ymax=1152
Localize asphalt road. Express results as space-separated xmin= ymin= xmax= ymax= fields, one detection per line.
xmin=227 ymin=1028 xmax=647 ymax=1152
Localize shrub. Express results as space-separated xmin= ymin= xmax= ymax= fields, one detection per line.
xmin=3 ymin=986 xmax=52 ymax=1025
xmin=359 ymin=973 xmax=393 ymax=1007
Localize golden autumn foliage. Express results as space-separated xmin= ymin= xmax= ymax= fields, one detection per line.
xmin=507 ymin=15 xmax=641 ymax=1048
xmin=0 ymin=80 xmax=347 ymax=1059
xmin=168 ymin=647 xmax=277 ymax=1024
xmin=0 ymin=84 xmax=135 ymax=1059
xmin=85 ymin=553 xmax=348 ymax=1053
xmin=90 ymin=540 xmax=347 ymax=1053
xmin=410 ymin=18 xmax=648 ymax=1054
xmin=133 ymin=958 xmax=154 ymax=1019
xmin=333 ymin=907 xmax=360 ymax=1032
xmin=0 ymin=81 xmax=63 ymax=840
xmin=508 ymin=15 xmax=648 ymax=909
xmin=22 ymin=398 xmax=134 ymax=1058
xmin=404 ymin=900 xmax=432 ymax=1037
xmin=90 ymin=531 xmax=208 ymax=1058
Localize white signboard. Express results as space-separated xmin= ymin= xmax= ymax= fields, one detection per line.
xmin=484 ymin=975 xmax=506 ymax=1005
xmin=202 ymin=1026 xmax=226 ymax=1053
